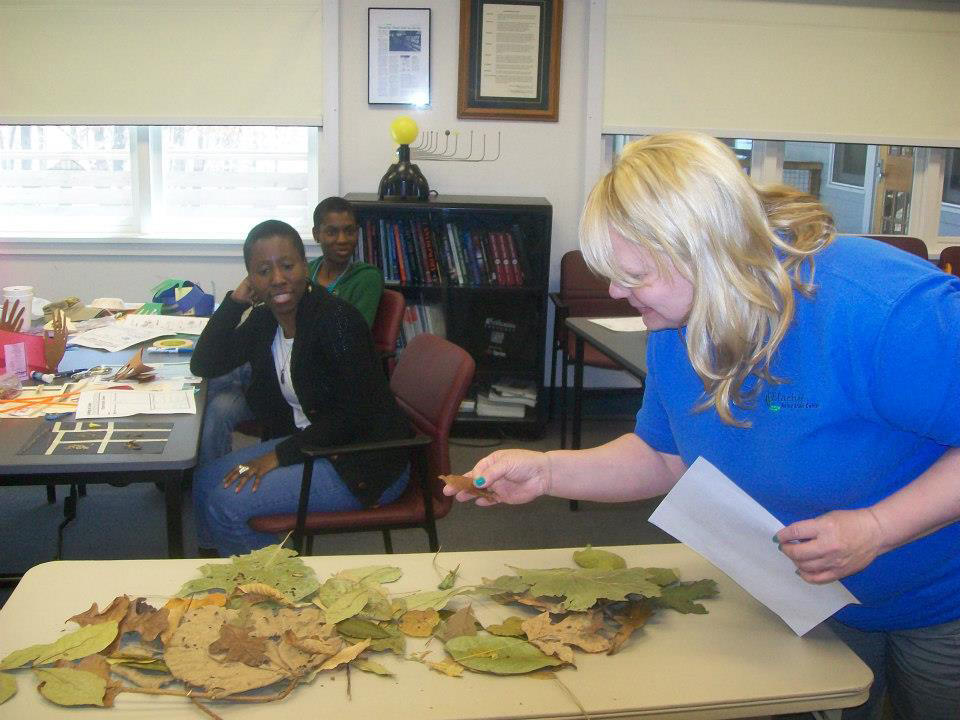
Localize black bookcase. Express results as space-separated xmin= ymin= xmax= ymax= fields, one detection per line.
xmin=344 ymin=193 xmax=552 ymax=436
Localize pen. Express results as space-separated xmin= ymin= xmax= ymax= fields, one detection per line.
xmin=149 ymin=347 xmax=193 ymax=354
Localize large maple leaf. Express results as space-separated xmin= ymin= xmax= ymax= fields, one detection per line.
xmin=508 ymin=566 xmax=664 ymax=611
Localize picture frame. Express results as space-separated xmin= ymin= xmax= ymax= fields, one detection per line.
xmin=368 ymin=7 xmax=431 ymax=106
xmin=457 ymin=0 xmax=562 ymax=121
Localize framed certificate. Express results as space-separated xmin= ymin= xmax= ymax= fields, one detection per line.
xmin=368 ymin=7 xmax=431 ymax=106
xmin=457 ymin=0 xmax=562 ymax=121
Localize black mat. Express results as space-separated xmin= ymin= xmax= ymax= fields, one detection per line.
xmin=18 ymin=420 xmax=174 ymax=456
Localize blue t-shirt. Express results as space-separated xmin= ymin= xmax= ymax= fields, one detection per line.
xmin=635 ymin=235 xmax=960 ymax=631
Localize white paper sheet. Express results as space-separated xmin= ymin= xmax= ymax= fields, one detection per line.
xmin=649 ymin=457 xmax=858 ymax=636
xmin=121 ymin=314 xmax=208 ymax=335
xmin=75 ymin=389 xmax=197 ymax=418
xmin=587 ymin=316 xmax=647 ymax=332
xmin=69 ymin=324 xmax=173 ymax=352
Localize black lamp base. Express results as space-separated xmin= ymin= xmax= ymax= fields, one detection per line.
xmin=378 ymin=145 xmax=430 ymax=201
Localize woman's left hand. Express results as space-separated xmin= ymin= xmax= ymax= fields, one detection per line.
xmin=775 ymin=508 xmax=885 ymax=584
xmin=223 ymin=451 xmax=279 ymax=493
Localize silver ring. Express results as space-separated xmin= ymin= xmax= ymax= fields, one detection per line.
xmin=237 ymin=464 xmax=250 ymax=474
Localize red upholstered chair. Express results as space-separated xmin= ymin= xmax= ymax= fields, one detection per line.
xmin=548 ymin=250 xmax=637 ymax=448
xmin=249 ymin=333 xmax=475 ymax=554
xmin=863 ymin=235 xmax=929 ymax=261
xmin=937 ymin=246 xmax=960 ymax=277
xmin=371 ymin=288 xmax=405 ymax=376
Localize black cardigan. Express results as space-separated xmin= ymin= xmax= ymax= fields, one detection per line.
xmin=191 ymin=284 xmax=412 ymax=506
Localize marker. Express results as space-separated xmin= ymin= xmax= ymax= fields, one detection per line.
xmin=30 ymin=371 xmax=55 ymax=384
xmin=149 ymin=347 xmax=193 ymax=354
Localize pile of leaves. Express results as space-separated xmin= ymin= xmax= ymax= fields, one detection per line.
xmin=0 ymin=544 xmax=717 ymax=714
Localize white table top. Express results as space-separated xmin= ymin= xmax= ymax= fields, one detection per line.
xmin=0 ymin=544 xmax=871 ymax=719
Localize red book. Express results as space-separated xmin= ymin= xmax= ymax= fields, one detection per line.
xmin=486 ymin=232 xmax=505 ymax=286
xmin=393 ymin=223 xmax=407 ymax=284
xmin=503 ymin=231 xmax=524 ymax=286
xmin=421 ymin=222 xmax=439 ymax=284
xmin=494 ymin=232 xmax=516 ymax=286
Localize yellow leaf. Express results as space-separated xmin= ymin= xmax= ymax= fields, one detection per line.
xmin=237 ymin=583 xmax=296 ymax=607
xmin=319 ymin=638 xmax=371 ymax=671
xmin=428 ymin=659 xmax=464 ymax=677
xmin=398 ymin=609 xmax=440 ymax=637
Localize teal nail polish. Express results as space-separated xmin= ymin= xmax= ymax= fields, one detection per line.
xmin=772 ymin=534 xmax=781 ymax=543
xmin=473 ymin=476 xmax=485 ymax=487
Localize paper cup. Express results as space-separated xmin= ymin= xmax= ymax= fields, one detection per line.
xmin=2 ymin=285 xmax=34 ymax=329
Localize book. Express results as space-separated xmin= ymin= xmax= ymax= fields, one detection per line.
xmin=503 ymin=231 xmax=524 ymax=286
xmin=490 ymin=378 xmax=537 ymax=401
xmin=488 ymin=387 xmax=536 ymax=408
xmin=476 ymin=391 xmax=526 ymax=418
xmin=458 ymin=398 xmax=476 ymax=414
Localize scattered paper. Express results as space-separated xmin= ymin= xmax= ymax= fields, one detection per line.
xmin=75 ymin=390 xmax=197 ymax=418
xmin=587 ymin=316 xmax=647 ymax=332
xmin=648 ymin=457 xmax=858 ymax=636
xmin=122 ymin=315 xmax=208 ymax=335
xmin=69 ymin=325 xmax=173 ymax=353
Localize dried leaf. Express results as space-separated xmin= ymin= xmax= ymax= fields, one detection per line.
xmin=398 ymin=609 xmax=440 ymax=637
xmin=318 ymin=638 xmax=371 ymax=671
xmin=109 ymin=664 xmax=176 ymax=689
xmin=521 ymin=611 xmax=610 ymax=653
xmin=0 ymin=673 xmax=16 ymax=705
xmin=444 ymin=635 xmax=563 ymax=675
xmin=656 ymin=580 xmax=719 ymax=614
xmin=282 ymin=630 xmax=343 ymax=657
xmin=438 ymin=564 xmax=460 ymax=590
xmin=508 ymin=566 xmax=663 ymax=611
xmin=120 ymin=598 xmax=169 ymax=643
xmin=177 ymin=544 xmax=319 ymax=601
xmin=106 ymin=658 xmax=169 ymax=673
xmin=434 ymin=606 xmax=479 ymax=642
xmin=107 ymin=643 xmax=158 ymax=661
xmin=428 ymin=659 xmax=464 ymax=677
xmin=484 ymin=616 xmax=527 ymax=637
xmin=608 ymin=601 xmax=655 ymax=655
xmin=645 ymin=568 xmax=680 ymax=587
xmin=335 ymin=566 xmax=402 ymax=584
xmin=67 ymin=595 xmax=131 ymax=628
xmin=34 ymin=667 xmax=106 ymax=707
xmin=337 ymin=619 xmax=405 ymax=654
xmin=55 ymin=655 xmax=122 ymax=707
xmin=164 ymin=606 xmax=286 ymax=698
xmin=352 ymin=658 xmax=393 ymax=676
xmin=528 ymin=639 xmax=575 ymax=665
xmin=162 ymin=594 xmax=226 ymax=645
xmin=480 ymin=575 xmax=530 ymax=595
xmin=32 ymin=622 xmax=120 ymax=666
xmin=402 ymin=587 xmax=466 ymax=611
xmin=0 ymin=644 xmax=49 ymax=671
xmin=248 ymin=606 xmax=327 ymax=639
xmin=208 ymin=623 xmax=268 ymax=666
xmin=237 ymin=583 xmax=296 ymax=607
xmin=440 ymin=474 xmax=497 ymax=500
xmin=573 ymin=545 xmax=626 ymax=570
xmin=316 ymin=587 xmax=369 ymax=625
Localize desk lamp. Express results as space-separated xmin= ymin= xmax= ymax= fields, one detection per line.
xmin=378 ymin=115 xmax=430 ymax=201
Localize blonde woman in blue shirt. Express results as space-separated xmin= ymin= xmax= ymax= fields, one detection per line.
xmin=447 ymin=133 xmax=960 ymax=720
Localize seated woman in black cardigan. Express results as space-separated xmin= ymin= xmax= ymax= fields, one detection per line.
xmin=190 ymin=219 xmax=411 ymax=556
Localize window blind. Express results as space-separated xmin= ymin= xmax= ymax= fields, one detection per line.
xmin=603 ymin=0 xmax=960 ymax=147
xmin=0 ymin=0 xmax=324 ymax=126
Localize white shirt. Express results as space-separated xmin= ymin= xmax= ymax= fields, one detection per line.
xmin=271 ymin=327 xmax=309 ymax=429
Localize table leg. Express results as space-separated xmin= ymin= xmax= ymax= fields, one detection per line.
xmin=812 ymin=710 xmax=842 ymax=720
xmin=164 ymin=472 xmax=185 ymax=558
xmin=572 ymin=335 xmax=585 ymax=451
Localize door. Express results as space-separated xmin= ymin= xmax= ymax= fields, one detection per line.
xmin=870 ymin=146 xmax=915 ymax=234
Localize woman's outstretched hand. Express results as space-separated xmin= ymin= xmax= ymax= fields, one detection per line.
xmin=231 ymin=276 xmax=258 ymax=306
xmin=443 ymin=449 xmax=552 ymax=506
xmin=223 ymin=451 xmax=279 ymax=493
xmin=775 ymin=508 xmax=886 ymax=583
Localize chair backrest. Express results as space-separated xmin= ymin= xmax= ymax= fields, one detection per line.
xmin=863 ymin=235 xmax=929 ymax=261
xmin=938 ymin=246 xmax=960 ymax=277
xmin=371 ymin=289 xmax=405 ymax=373
xmin=559 ymin=250 xmax=634 ymax=318
xmin=389 ymin=333 xmax=475 ymax=505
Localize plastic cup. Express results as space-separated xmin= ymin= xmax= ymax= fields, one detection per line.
xmin=2 ymin=285 xmax=34 ymax=329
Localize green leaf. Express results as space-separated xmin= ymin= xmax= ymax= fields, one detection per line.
xmin=573 ymin=545 xmax=626 ymax=570
xmin=34 ymin=668 xmax=106 ymax=707
xmin=484 ymin=616 xmax=527 ymax=637
xmin=320 ymin=588 xmax=370 ymax=625
xmin=177 ymin=544 xmax=319 ymax=601
xmin=336 ymin=565 xmax=402 ymax=584
xmin=478 ymin=575 xmax=530 ymax=595
xmin=0 ymin=643 xmax=49 ymax=671
xmin=438 ymin=564 xmax=460 ymax=590
xmin=0 ymin=673 xmax=16 ymax=705
xmin=655 ymin=580 xmax=719 ymax=614
xmin=352 ymin=658 xmax=394 ymax=676
xmin=27 ymin=622 xmax=119 ymax=667
xmin=645 ymin=567 xmax=680 ymax=587
xmin=509 ymin=567 xmax=663 ymax=611
xmin=105 ymin=658 xmax=169 ymax=672
xmin=338 ymin=620 xmax=405 ymax=654
xmin=402 ymin=588 xmax=466 ymax=611
xmin=445 ymin=636 xmax=563 ymax=674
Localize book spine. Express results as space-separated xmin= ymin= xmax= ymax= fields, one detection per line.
xmin=409 ymin=219 xmax=427 ymax=285
xmin=440 ymin=223 xmax=458 ymax=285
xmin=461 ymin=228 xmax=480 ymax=285
xmin=486 ymin=232 xmax=503 ymax=286
xmin=472 ymin=228 xmax=489 ymax=286
xmin=504 ymin=231 xmax=523 ymax=286
xmin=393 ymin=222 xmax=407 ymax=284
xmin=493 ymin=232 xmax=513 ymax=286
xmin=421 ymin=222 xmax=439 ymax=284
xmin=447 ymin=222 xmax=465 ymax=285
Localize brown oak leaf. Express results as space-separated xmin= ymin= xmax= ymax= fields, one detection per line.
xmin=209 ymin=623 xmax=268 ymax=667
xmin=521 ymin=610 xmax=611 ymax=653
xmin=607 ymin=600 xmax=654 ymax=655
xmin=162 ymin=594 xmax=226 ymax=645
xmin=439 ymin=474 xmax=497 ymax=500
xmin=120 ymin=598 xmax=169 ymax=643
xmin=434 ymin=605 xmax=479 ymax=642
xmin=68 ymin=595 xmax=132 ymax=628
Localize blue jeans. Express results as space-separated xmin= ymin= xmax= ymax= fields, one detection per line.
xmin=199 ymin=364 xmax=255 ymax=465
xmin=193 ymin=436 xmax=409 ymax=556
xmin=779 ymin=616 xmax=960 ymax=720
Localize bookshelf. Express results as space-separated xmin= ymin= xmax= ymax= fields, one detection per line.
xmin=344 ymin=193 xmax=552 ymax=436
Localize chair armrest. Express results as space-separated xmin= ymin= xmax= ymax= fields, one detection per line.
xmin=300 ymin=433 xmax=432 ymax=459
xmin=548 ymin=292 xmax=569 ymax=310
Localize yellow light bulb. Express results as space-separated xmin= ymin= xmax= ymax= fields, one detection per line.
xmin=390 ymin=115 xmax=419 ymax=146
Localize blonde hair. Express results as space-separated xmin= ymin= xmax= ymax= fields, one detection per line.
xmin=580 ymin=132 xmax=835 ymax=426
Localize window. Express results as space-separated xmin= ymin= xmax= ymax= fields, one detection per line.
xmin=0 ymin=125 xmax=319 ymax=239
xmin=943 ymin=149 xmax=960 ymax=206
xmin=830 ymin=144 xmax=868 ymax=187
